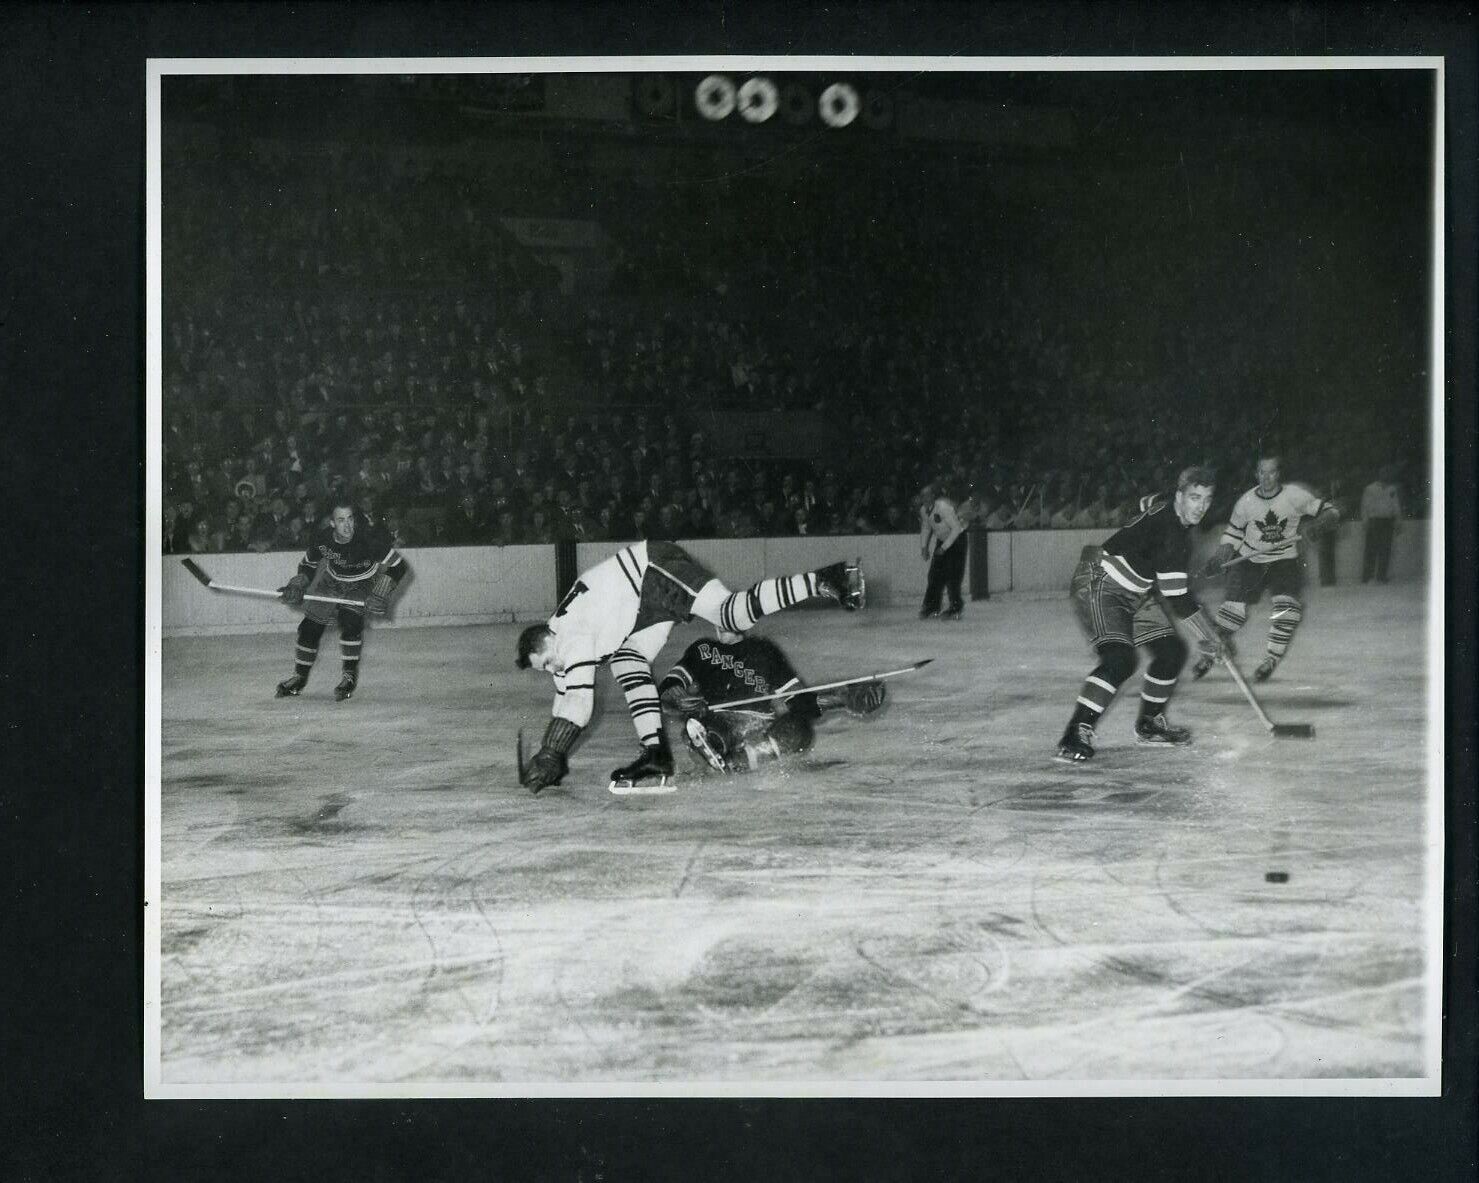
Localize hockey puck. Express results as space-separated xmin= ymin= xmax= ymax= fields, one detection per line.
xmin=1264 ymin=871 xmax=1289 ymax=883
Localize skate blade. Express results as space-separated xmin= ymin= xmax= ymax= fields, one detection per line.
xmin=608 ymin=776 xmax=679 ymax=796
xmin=684 ymin=718 xmax=728 ymax=773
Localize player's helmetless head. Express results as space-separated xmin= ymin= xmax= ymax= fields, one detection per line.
xmin=515 ymin=624 xmax=560 ymax=675
xmin=330 ymin=504 xmax=356 ymax=543
xmin=1256 ymin=456 xmax=1282 ymax=494
xmin=1174 ymin=466 xmax=1216 ymax=526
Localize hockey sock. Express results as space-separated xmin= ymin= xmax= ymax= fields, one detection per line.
xmin=339 ymin=611 xmax=364 ymax=675
xmin=1070 ymin=642 xmax=1136 ymax=730
xmin=294 ymin=618 xmax=326 ymax=677
xmin=1139 ymin=634 xmax=1188 ymax=719
xmin=610 ymin=646 xmax=663 ymax=746
xmin=716 ymin=573 xmax=819 ymax=633
xmin=1213 ymin=600 xmax=1248 ymax=636
xmin=1266 ymin=595 xmax=1303 ymax=660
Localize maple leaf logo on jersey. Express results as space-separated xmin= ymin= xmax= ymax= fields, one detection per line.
xmin=1252 ymin=509 xmax=1288 ymax=544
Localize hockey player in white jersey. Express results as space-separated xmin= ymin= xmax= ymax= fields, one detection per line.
xmin=1193 ymin=455 xmax=1339 ymax=681
xmin=514 ymin=540 xmax=865 ymax=792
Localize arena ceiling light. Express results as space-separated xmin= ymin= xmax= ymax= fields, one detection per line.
xmin=818 ymin=82 xmax=860 ymax=128
xmin=737 ymin=77 xmax=779 ymax=123
xmin=694 ymin=74 xmax=737 ymax=121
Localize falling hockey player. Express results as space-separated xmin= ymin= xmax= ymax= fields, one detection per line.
xmin=275 ymin=502 xmax=409 ymax=701
xmin=658 ymin=633 xmax=888 ymax=776
xmin=515 ymin=541 xmax=865 ymax=792
xmin=1055 ymin=466 xmax=1229 ymax=764
xmin=1191 ymin=454 xmax=1340 ymax=682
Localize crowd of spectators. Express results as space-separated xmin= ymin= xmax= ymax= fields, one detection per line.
xmin=162 ymin=140 xmax=1430 ymax=556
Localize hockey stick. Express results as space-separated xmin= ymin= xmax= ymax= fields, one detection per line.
xmin=1221 ymin=654 xmax=1315 ymax=738
xmin=180 ymin=557 xmax=365 ymax=608
xmin=516 ymin=729 xmax=526 ymax=784
xmin=709 ymin=658 xmax=934 ymax=712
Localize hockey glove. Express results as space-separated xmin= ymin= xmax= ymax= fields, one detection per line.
xmin=365 ymin=572 xmax=396 ymax=616
xmin=279 ymin=574 xmax=310 ymax=606
xmin=659 ymin=683 xmax=708 ymax=719
xmin=1186 ymin=609 xmax=1231 ymax=662
xmin=843 ymin=681 xmax=887 ymax=717
xmin=522 ymin=716 xmax=582 ymax=794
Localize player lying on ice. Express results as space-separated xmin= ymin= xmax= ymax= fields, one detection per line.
xmin=515 ymin=540 xmax=865 ymax=793
xmin=659 ymin=633 xmax=888 ymax=776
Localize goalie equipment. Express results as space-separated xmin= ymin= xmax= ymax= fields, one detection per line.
xmin=275 ymin=672 xmax=307 ymax=698
xmin=280 ymin=574 xmax=310 ymax=607
xmin=608 ymin=737 xmax=676 ymax=793
xmin=365 ymin=573 xmax=396 ymax=616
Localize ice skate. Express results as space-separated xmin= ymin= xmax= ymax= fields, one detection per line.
xmin=684 ymin=717 xmax=732 ymax=774
xmin=1054 ymin=722 xmax=1096 ymax=764
xmin=940 ymin=604 xmax=963 ymax=621
xmin=919 ymin=607 xmax=939 ymax=620
xmin=1135 ymin=712 xmax=1192 ymax=746
xmin=1253 ymin=656 xmax=1279 ymax=682
xmin=816 ymin=559 xmax=866 ymax=611
xmin=334 ymin=671 xmax=358 ymax=701
xmin=275 ymin=673 xmax=308 ymax=698
xmin=608 ymin=738 xmax=678 ymax=794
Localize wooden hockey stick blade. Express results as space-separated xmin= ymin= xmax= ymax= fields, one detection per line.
xmin=1271 ymin=723 xmax=1316 ymax=738
xmin=180 ymin=557 xmax=214 ymax=586
xmin=710 ymin=659 xmax=934 ymax=712
xmin=1222 ymin=655 xmax=1313 ymax=738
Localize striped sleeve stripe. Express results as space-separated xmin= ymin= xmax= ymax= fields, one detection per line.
xmin=1157 ymin=572 xmax=1189 ymax=596
xmin=381 ymin=546 xmax=402 ymax=565
xmin=1101 ymin=553 xmax=1151 ymax=593
xmin=615 ymin=550 xmax=642 ymax=598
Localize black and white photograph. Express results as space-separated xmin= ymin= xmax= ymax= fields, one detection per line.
xmin=145 ymin=56 xmax=1445 ymax=1097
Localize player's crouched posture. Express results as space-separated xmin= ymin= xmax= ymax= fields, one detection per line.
xmin=515 ymin=541 xmax=865 ymax=792
xmin=659 ymin=634 xmax=887 ymax=775
xmin=1055 ymin=467 xmax=1227 ymax=764
xmin=275 ymin=502 xmax=408 ymax=701
xmin=1191 ymin=454 xmax=1339 ymax=683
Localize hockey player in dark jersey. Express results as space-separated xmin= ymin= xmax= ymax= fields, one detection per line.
xmin=274 ymin=501 xmax=409 ymax=701
xmin=1055 ymin=466 xmax=1227 ymax=763
xmin=658 ymin=633 xmax=887 ymax=775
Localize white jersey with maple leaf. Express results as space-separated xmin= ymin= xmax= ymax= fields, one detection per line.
xmin=1222 ymin=483 xmax=1330 ymax=564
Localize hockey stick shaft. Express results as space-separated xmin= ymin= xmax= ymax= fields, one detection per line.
xmin=1221 ymin=654 xmax=1277 ymax=730
xmin=710 ymin=659 xmax=933 ymax=712
xmin=180 ymin=559 xmax=363 ymax=607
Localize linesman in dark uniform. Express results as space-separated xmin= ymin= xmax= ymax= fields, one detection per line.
xmin=1055 ymin=466 xmax=1226 ymax=763
xmin=275 ymin=500 xmax=410 ymax=701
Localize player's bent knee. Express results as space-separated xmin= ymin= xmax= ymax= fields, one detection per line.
xmin=1095 ymin=641 xmax=1138 ymax=686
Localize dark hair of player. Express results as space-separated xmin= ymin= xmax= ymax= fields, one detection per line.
xmin=1177 ymin=465 xmax=1217 ymax=492
xmin=515 ymin=623 xmax=550 ymax=669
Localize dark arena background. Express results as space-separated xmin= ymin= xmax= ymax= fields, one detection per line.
xmin=150 ymin=64 xmax=1440 ymax=1092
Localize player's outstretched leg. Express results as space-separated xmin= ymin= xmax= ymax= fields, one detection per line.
xmin=277 ymin=618 xmax=326 ymax=697
xmin=1257 ymin=594 xmax=1302 ymax=681
xmin=694 ymin=559 xmax=866 ymax=636
xmin=611 ymin=644 xmax=665 ymax=746
xmin=1135 ymin=634 xmax=1192 ymax=745
xmin=1054 ymin=641 xmax=1136 ymax=763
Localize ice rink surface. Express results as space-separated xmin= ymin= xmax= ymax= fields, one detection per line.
xmin=156 ymin=583 xmax=1434 ymax=1089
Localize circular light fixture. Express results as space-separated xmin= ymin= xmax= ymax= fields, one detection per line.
xmin=738 ymin=76 xmax=779 ymax=123
xmin=695 ymin=74 xmax=737 ymax=121
xmin=818 ymin=82 xmax=860 ymax=128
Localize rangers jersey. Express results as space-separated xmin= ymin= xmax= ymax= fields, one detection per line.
xmin=1097 ymin=493 xmax=1201 ymax=617
xmin=1222 ymin=482 xmax=1329 ymax=564
xmin=297 ymin=517 xmax=404 ymax=584
xmin=660 ymin=636 xmax=820 ymax=720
